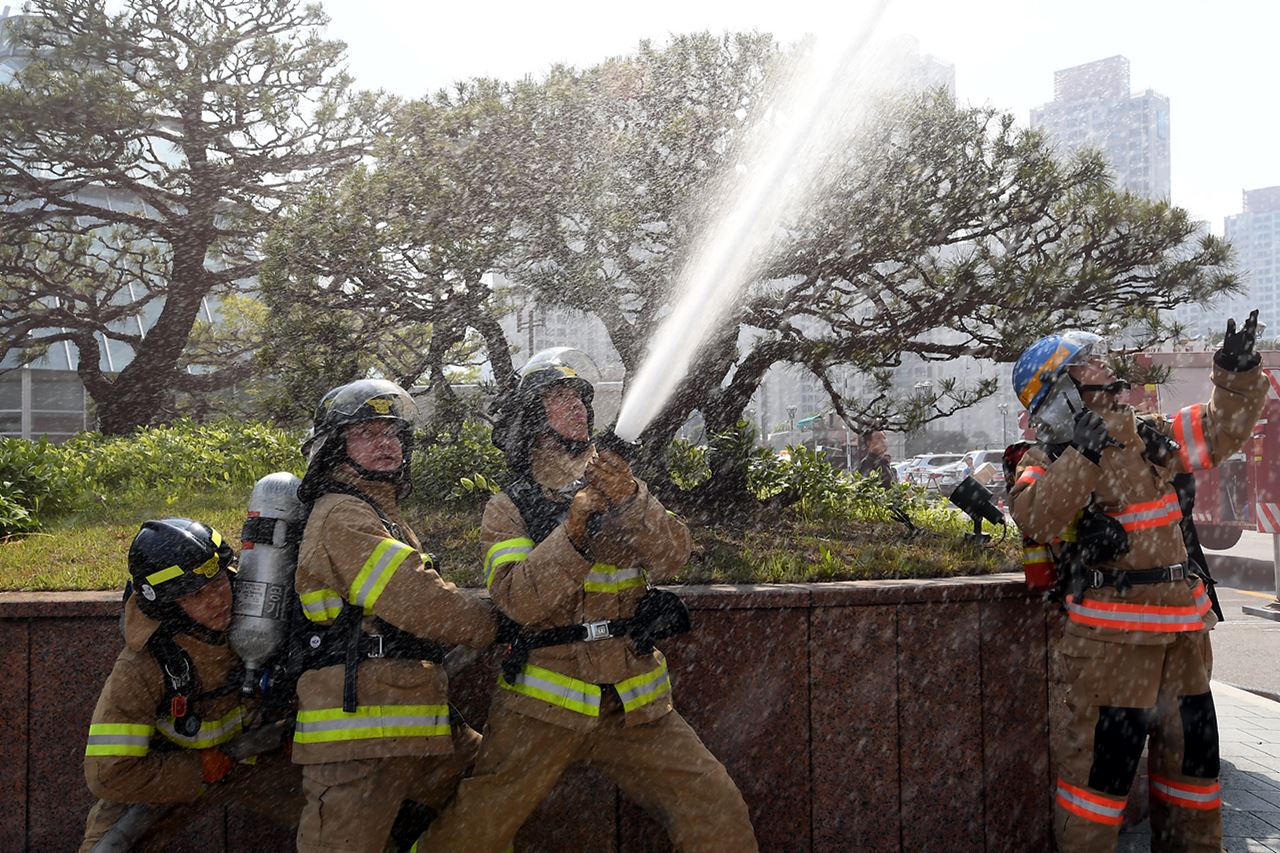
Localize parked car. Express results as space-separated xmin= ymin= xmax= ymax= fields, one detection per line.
xmin=905 ymin=453 xmax=964 ymax=487
xmin=891 ymin=454 xmax=927 ymax=483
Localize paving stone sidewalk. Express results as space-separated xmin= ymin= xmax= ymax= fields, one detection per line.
xmin=1119 ymin=681 xmax=1280 ymax=852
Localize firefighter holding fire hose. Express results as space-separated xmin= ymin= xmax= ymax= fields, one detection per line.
xmin=1010 ymin=312 xmax=1268 ymax=851
xmin=416 ymin=348 xmax=757 ymax=852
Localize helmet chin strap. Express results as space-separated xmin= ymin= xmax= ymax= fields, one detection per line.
xmin=545 ymin=428 xmax=591 ymax=456
xmin=345 ymin=457 xmax=404 ymax=483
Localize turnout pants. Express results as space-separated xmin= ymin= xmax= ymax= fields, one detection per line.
xmin=417 ymin=689 xmax=758 ymax=852
xmin=79 ymin=749 xmax=304 ymax=853
xmin=296 ymin=724 xmax=481 ymax=853
xmin=1055 ymin=629 xmax=1219 ymax=852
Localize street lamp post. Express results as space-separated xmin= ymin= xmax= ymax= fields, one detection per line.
xmin=997 ymin=402 xmax=1009 ymax=446
xmin=913 ymin=380 xmax=933 ymax=447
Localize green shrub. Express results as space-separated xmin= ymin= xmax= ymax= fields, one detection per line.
xmin=0 ymin=437 xmax=84 ymax=536
xmin=59 ymin=419 xmax=305 ymax=499
xmin=408 ymin=421 xmax=506 ymax=509
xmin=666 ymin=439 xmax=711 ymax=490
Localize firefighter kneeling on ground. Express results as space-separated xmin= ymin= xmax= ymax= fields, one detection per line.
xmin=416 ymin=348 xmax=758 ymax=852
xmin=1010 ymin=312 xmax=1268 ymax=852
xmin=80 ymin=518 xmax=303 ymax=852
xmin=292 ymin=379 xmax=500 ymax=853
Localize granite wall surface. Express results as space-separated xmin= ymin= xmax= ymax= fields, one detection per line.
xmin=0 ymin=574 xmax=1054 ymax=852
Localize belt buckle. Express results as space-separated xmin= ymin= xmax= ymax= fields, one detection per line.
xmin=1087 ymin=569 xmax=1105 ymax=589
xmin=1169 ymin=564 xmax=1185 ymax=581
xmin=367 ymin=634 xmax=385 ymax=658
xmin=584 ymin=621 xmax=612 ymax=642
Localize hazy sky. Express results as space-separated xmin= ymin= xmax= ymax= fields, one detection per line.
xmin=319 ymin=0 xmax=1275 ymax=232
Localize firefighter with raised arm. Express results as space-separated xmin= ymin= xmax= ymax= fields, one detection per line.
xmin=1009 ymin=313 xmax=1268 ymax=852
xmin=417 ymin=348 xmax=758 ymax=852
xmin=79 ymin=518 xmax=303 ymax=852
xmin=291 ymin=379 xmax=499 ymax=853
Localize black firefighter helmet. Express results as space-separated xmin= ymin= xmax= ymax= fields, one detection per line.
xmin=299 ymin=378 xmax=418 ymax=502
xmin=128 ymin=518 xmax=235 ymax=621
xmin=492 ymin=347 xmax=599 ymax=473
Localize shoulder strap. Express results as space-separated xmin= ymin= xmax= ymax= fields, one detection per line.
xmin=146 ymin=629 xmax=198 ymax=725
xmin=503 ymin=476 xmax=571 ymax=544
xmin=321 ymin=481 xmax=412 ymax=546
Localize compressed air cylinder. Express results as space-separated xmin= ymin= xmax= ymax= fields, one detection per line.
xmin=230 ymin=472 xmax=304 ymax=695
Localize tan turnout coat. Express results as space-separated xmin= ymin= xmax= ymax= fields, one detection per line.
xmin=292 ymin=471 xmax=495 ymax=764
xmin=482 ymin=478 xmax=692 ymax=731
xmin=83 ymin=597 xmax=248 ymax=804
xmin=1011 ymin=361 xmax=1267 ymax=645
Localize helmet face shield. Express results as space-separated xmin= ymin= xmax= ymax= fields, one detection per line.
xmin=518 ymin=347 xmax=602 ymax=389
xmin=1028 ymin=378 xmax=1085 ymax=443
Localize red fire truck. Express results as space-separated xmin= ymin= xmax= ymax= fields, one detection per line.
xmin=1129 ymin=350 xmax=1280 ymax=550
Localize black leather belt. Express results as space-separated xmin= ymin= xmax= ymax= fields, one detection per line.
xmin=1087 ymin=563 xmax=1187 ymax=588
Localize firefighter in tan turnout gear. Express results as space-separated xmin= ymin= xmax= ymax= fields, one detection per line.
xmin=418 ymin=348 xmax=758 ymax=852
xmin=292 ymin=379 xmax=498 ymax=853
xmin=80 ymin=518 xmax=302 ymax=852
xmin=1010 ymin=313 xmax=1268 ymax=852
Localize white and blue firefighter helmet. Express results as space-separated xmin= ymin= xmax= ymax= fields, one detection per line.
xmin=1011 ymin=331 xmax=1105 ymax=443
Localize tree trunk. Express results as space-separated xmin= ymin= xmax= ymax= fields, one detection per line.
xmin=91 ymin=259 xmax=212 ymax=434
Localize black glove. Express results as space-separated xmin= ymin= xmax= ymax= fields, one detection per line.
xmin=628 ymin=589 xmax=692 ymax=654
xmin=1216 ymin=309 xmax=1261 ymax=372
xmin=1071 ymin=410 xmax=1111 ymax=464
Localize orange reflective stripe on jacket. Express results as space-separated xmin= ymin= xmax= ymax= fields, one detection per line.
xmin=1106 ymin=492 xmax=1182 ymax=532
xmin=1149 ymin=774 xmax=1221 ymax=810
xmin=1173 ymin=404 xmax=1213 ymax=471
xmin=1065 ymin=581 xmax=1212 ymax=632
xmin=1016 ymin=466 xmax=1046 ymax=487
xmin=1055 ymin=779 xmax=1126 ymax=826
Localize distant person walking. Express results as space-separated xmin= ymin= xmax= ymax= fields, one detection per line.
xmin=857 ymin=430 xmax=894 ymax=487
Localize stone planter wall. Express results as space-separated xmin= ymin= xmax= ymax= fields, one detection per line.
xmin=0 ymin=574 xmax=1053 ymax=852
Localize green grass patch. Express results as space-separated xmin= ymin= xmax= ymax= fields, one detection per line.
xmin=1 ymin=487 xmax=1018 ymax=591
xmin=1 ymin=488 xmax=253 ymax=591
xmin=683 ymin=516 xmax=1018 ymax=584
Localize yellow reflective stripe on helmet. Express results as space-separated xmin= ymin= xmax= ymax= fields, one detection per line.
xmin=293 ymin=704 xmax=452 ymax=744
xmin=299 ymin=587 xmax=345 ymax=622
xmin=210 ymin=528 xmax=223 ymax=548
xmin=582 ymin=563 xmax=646 ymax=594
xmin=1018 ymin=343 xmax=1075 ymax=409
xmin=485 ymin=537 xmax=533 ymax=589
xmin=350 ymin=538 xmax=414 ymax=612
xmin=145 ymin=565 xmax=185 ymax=586
xmin=157 ymin=705 xmax=245 ymax=749
xmin=615 ymin=656 xmax=672 ymax=713
xmin=498 ymin=663 xmax=601 ymax=717
xmin=85 ymin=722 xmax=154 ymax=757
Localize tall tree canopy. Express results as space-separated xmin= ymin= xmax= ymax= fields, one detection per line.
xmin=0 ymin=0 xmax=385 ymax=432
xmin=261 ymin=33 xmax=1233 ymax=491
xmin=259 ymin=78 xmax=532 ymax=424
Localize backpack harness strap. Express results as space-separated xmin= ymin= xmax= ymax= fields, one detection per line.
xmin=298 ymin=482 xmax=446 ymax=713
xmin=147 ymin=629 xmax=241 ymax=740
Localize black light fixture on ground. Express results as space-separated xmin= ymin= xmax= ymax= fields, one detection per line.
xmin=948 ymin=476 xmax=1005 ymax=545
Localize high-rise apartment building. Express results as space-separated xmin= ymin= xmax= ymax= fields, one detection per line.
xmin=1173 ymin=187 xmax=1280 ymax=341
xmin=1031 ymin=56 xmax=1171 ymax=200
